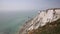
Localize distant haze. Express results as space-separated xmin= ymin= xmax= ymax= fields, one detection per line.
xmin=0 ymin=0 xmax=60 ymax=11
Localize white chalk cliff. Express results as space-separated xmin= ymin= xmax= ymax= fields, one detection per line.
xmin=19 ymin=8 xmax=60 ymax=34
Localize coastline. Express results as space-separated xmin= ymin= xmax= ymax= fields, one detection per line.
xmin=18 ymin=8 xmax=60 ymax=34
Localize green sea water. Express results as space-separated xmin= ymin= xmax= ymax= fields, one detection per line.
xmin=0 ymin=10 xmax=38 ymax=34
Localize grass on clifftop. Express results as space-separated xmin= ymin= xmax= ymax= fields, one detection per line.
xmin=28 ymin=19 xmax=60 ymax=34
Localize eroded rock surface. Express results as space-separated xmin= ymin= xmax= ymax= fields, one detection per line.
xmin=19 ymin=8 xmax=60 ymax=34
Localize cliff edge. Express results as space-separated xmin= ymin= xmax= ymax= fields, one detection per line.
xmin=19 ymin=8 xmax=60 ymax=34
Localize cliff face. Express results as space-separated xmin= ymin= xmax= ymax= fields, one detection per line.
xmin=28 ymin=19 xmax=60 ymax=34
xmin=19 ymin=8 xmax=60 ymax=34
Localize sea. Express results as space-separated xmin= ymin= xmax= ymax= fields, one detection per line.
xmin=0 ymin=10 xmax=38 ymax=34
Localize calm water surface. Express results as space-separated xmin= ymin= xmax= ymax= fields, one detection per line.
xmin=0 ymin=11 xmax=37 ymax=34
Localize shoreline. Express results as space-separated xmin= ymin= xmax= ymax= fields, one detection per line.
xmin=18 ymin=8 xmax=60 ymax=34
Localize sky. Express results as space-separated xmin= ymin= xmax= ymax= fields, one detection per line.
xmin=0 ymin=0 xmax=60 ymax=11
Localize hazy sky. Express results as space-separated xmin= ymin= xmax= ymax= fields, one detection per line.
xmin=0 ymin=0 xmax=60 ymax=11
